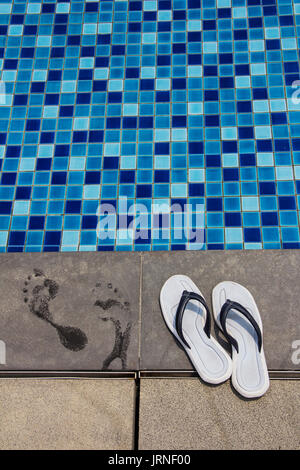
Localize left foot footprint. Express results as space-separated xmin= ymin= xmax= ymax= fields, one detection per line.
xmin=23 ymin=269 xmax=88 ymax=352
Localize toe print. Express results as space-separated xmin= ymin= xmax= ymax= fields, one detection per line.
xmin=92 ymin=281 xmax=132 ymax=370
xmin=23 ymin=269 xmax=88 ymax=352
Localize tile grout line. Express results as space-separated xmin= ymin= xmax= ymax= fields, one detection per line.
xmin=134 ymin=253 xmax=143 ymax=450
xmin=133 ymin=374 xmax=141 ymax=451
xmin=0 ymin=370 xmax=298 ymax=379
xmin=137 ymin=253 xmax=144 ymax=370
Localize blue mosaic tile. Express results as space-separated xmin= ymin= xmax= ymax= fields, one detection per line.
xmin=0 ymin=0 xmax=300 ymax=251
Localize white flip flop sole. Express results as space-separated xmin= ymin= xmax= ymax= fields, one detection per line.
xmin=212 ymin=281 xmax=269 ymax=398
xmin=160 ymin=275 xmax=232 ymax=385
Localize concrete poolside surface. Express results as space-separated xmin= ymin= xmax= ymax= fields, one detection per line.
xmin=0 ymin=250 xmax=298 ymax=449
xmin=0 ymin=250 xmax=299 ymax=372
xmin=0 ymin=378 xmax=298 ymax=450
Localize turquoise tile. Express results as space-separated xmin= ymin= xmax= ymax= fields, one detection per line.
xmin=0 ymin=0 xmax=300 ymax=252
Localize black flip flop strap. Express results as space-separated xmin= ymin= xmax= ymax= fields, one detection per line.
xmin=220 ymin=299 xmax=262 ymax=353
xmin=175 ymin=290 xmax=211 ymax=349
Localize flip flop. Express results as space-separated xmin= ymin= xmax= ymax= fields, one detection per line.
xmin=212 ymin=281 xmax=269 ymax=398
xmin=160 ymin=275 xmax=232 ymax=384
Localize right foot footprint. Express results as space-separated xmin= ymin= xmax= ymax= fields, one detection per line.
xmin=92 ymin=281 xmax=132 ymax=370
xmin=23 ymin=269 xmax=88 ymax=352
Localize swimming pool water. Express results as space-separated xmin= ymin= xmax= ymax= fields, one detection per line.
xmin=1 ymin=0 xmax=300 ymax=252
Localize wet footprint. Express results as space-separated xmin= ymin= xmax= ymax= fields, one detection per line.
xmin=23 ymin=269 xmax=88 ymax=352
xmin=92 ymin=281 xmax=132 ymax=370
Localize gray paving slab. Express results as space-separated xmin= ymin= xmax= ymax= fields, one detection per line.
xmin=0 ymin=378 xmax=135 ymax=450
xmin=139 ymin=379 xmax=300 ymax=450
xmin=0 ymin=252 xmax=140 ymax=370
xmin=141 ymin=250 xmax=300 ymax=371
